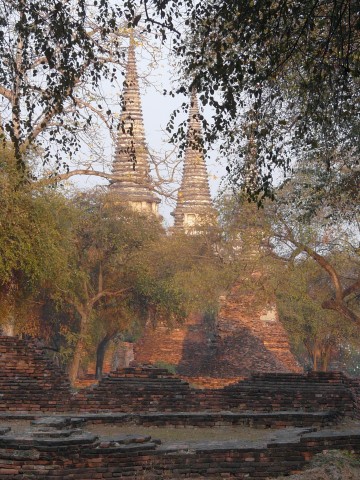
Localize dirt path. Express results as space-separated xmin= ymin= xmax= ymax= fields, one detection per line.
xmin=86 ymin=423 xmax=276 ymax=444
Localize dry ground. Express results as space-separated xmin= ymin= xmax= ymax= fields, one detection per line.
xmin=87 ymin=423 xmax=277 ymax=443
xmin=274 ymin=450 xmax=360 ymax=480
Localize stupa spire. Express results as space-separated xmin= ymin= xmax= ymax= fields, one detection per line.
xmin=172 ymin=89 xmax=215 ymax=231
xmin=109 ymin=32 xmax=160 ymax=215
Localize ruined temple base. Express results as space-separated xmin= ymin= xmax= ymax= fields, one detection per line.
xmin=132 ymin=279 xmax=302 ymax=384
xmin=1 ymin=337 xmax=360 ymax=479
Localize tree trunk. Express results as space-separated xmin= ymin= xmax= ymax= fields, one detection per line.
xmin=95 ymin=331 xmax=117 ymax=380
xmin=322 ymin=298 xmax=360 ymax=324
xmin=68 ymin=311 xmax=89 ymax=385
xmin=313 ymin=348 xmax=319 ymax=371
xmin=2 ymin=315 xmax=15 ymax=336
xmin=322 ymin=344 xmax=333 ymax=372
xmin=68 ymin=337 xmax=85 ymax=384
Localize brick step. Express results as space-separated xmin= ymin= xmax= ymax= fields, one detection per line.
xmin=225 ymin=383 xmax=348 ymax=389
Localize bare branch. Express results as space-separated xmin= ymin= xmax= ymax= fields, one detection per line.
xmin=37 ymin=169 xmax=114 ymax=186
xmin=89 ymin=287 xmax=132 ymax=307
xmin=0 ymin=86 xmax=13 ymax=102
xmin=73 ymin=96 xmax=113 ymax=131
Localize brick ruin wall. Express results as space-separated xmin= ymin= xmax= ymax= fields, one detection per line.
xmin=213 ymin=280 xmax=302 ymax=375
xmin=133 ymin=279 xmax=302 ymax=380
xmin=134 ymin=313 xmax=215 ymax=376
xmin=0 ymin=337 xmax=71 ymax=412
xmin=71 ymin=367 xmax=357 ymax=415
xmin=1 ymin=429 xmax=360 ymax=479
xmin=0 ymin=337 xmax=359 ymax=417
xmin=1 ymin=338 xmax=360 ymax=478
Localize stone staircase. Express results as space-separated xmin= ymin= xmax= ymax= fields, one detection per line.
xmin=219 ymin=371 xmax=354 ymax=414
xmin=71 ymin=366 xmax=199 ymax=412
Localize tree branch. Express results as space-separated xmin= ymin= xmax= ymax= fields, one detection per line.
xmin=282 ymin=223 xmax=360 ymax=324
xmin=89 ymin=287 xmax=132 ymax=307
xmin=37 ymin=169 xmax=115 ymax=186
xmin=0 ymin=86 xmax=13 ymax=102
xmin=342 ymin=278 xmax=360 ymax=301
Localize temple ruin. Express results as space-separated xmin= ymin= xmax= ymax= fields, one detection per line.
xmin=108 ymin=34 xmax=160 ymax=215
xmin=171 ymin=89 xmax=216 ymax=232
xmin=1 ymin=22 xmax=359 ymax=480
xmin=106 ymin=37 xmax=301 ymax=381
xmin=1 ymin=337 xmax=360 ymax=478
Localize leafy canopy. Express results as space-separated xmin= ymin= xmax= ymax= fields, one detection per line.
xmin=0 ymin=0 xmax=138 ymax=175
xmin=170 ymin=0 xmax=360 ymax=198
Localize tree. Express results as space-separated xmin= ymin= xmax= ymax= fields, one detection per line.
xmin=92 ymin=303 xmax=134 ymax=380
xmin=268 ymin=162 xmax=360 ymax=324
xmin=0 ymin=0 xmax=151 ymax=180
xmin=56 ymin=190 xmax=237 ymax=382
xmin=0 ymin=0 xmax=193 ymax=202
xmin=3 ymin=0 xmax=357 ymax=196
xmin=274 ymin=227 xmax=360 ymax=324
xmin=215 ymin=191 xmax=283 ymax=310
xmin=277 ymin=257 xmax=360 ymax=371
xmin=133 ymin=230 xmax=237 ymax=315
xmin=276 ymin=148 xmax=360 ymax=225
xmin=216 ymin=186 xmax=360 ymax=370
xmin=56 ymin=192 xmax=163 ymax=383
xmin=0 ymin=146 xmax=76 ymax=334
xmin=92 ymin=225 xmax=237 ymax=379
xmin=217 ymin=164 xmax=360 ymax=327
xmin=169 ymin=0 xmax=360 ymax=197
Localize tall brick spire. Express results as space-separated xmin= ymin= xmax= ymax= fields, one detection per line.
xmin=172 ymin=90 xmax=215 ymax=231
xmin=109 ymin=33 xmax=160 ymax=215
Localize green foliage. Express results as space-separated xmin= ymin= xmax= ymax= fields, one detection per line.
xmin=59 ymin=193 xmax=238 ymax=379
xmin=277 ymin=257 xmax=360 ymax=370
xmin=64 ymin=192 xmax=163 ymax=304
xmin=59 ymin=329 xmax=82 ymax=365
xmin=217 ymin=189 xmax=360 ymax=361
xmin=0 ymin=170 xmax=238 ymax=378
xmin=216 ymin=193 xmax=282 ymax=310
xmin=2 ymin=0 xmax=357 ymax=201
xmin=269 ymin=159 xmax=360 ymax=325
xmin=130 ymin=232 xmax=237 ymax=326
xmin=338 ymin=345 xmax=360 ymax=376
xmin=0 ymin=147 xmax=76 ymax=331
xmin=57 ymin=193 xmax=166 ymax=375
xmin=276 ymin=151 xmax=360 ymax=225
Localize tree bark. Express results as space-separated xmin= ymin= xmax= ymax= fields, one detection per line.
xmin=66 ymin=285 xmax=128 ymax=384
xmin=68 ymin=310 xmax=89 ymax=385
xmin=322 ymin=297 xmax=360 ymax=324
xmin=95 ymin=331 xmax=118 ymax=380
xmin=313 ymin=347 xmax=319 ymax=372
xmin=322 ymin=345 xmax=332 ymax=372
xmin=68 ymin=336 xmax=85 ymax=384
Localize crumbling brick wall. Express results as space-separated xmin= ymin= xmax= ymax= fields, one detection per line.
xmin=0 ymin=336 xmax=71 ymax=412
